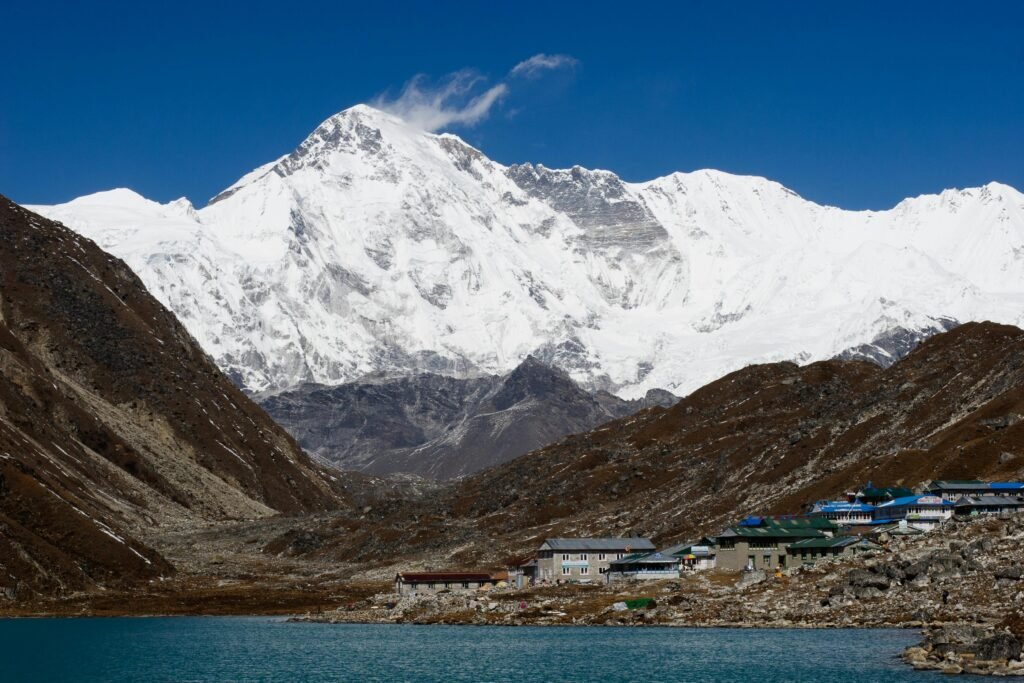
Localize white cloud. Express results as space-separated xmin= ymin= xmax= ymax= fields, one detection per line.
xmin=510 ymin=53 xmax=579 ymax=79
xmin=373 ymin=70 xmax=508 ymax=133
xmin=374 ymin=55 xmax=577 ymax=132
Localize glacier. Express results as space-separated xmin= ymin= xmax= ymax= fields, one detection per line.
xmin=30 ymin=104 xmax=1024 ymax=399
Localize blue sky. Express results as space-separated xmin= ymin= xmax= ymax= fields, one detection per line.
xmin=2 ymin=1 xmax=1022 ymax=209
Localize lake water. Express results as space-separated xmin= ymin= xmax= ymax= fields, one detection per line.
xmin=0 ymin=618 xmax=952 ymax=682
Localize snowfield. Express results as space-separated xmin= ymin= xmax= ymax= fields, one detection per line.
xmin=31 ymin=104 xmax=1024 ymax=398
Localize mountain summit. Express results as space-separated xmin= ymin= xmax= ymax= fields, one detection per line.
xmin=32 ymin=105 xmax=1024 ymax=398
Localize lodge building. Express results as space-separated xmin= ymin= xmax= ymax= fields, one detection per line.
xmin=394 ymin=572 xmax=495 ymax=596
xmin=534 ymin=538 xmax=655 ymax=582
xmin=714 ymin=517 xmax=836 ymax=571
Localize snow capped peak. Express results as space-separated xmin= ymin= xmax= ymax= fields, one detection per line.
xmin=166 ymin=197 xmax=198 ymax=219
xmin=338 ymin=102 xmax=390 ymax=117
xmin=65 ymin=187 xmax=154 ymax=208
xmin=30 ymin=114 xmax=1024 ymax=400
xmin=315 ymin=103 xmax=408 ymax=136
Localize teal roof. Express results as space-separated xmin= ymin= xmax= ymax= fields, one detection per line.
xmin=720 ymin=526 xmax=825 ymax=540
xmin=787 ymin=536 xmax=879 ymax=550
xmin=609 ymin=551 xmax=679 ymax=567
xmin=766 ymin=516 xmax=838 ymax=530
xmin=859 ymin=486 xmax=913 ymax=501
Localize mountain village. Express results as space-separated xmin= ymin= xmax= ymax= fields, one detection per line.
xmin=394 ymin=479 xmax=1024 ymax=596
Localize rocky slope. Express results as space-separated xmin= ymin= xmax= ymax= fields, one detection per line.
xmin=260 ymin=356 xmax=677 ymax=478
xmin=265 ymin=322 xmax=1024 ymax=570
xmin=30 ymin=105 xmax=1024 ymax=400
xmin=0 ymin=197 xmax=346 ymax=600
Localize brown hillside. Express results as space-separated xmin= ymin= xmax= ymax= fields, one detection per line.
xmin=317 ymin=321 xmax=1024 ymax=567
xmin=0 ymin=197 xmax=347 ymax=598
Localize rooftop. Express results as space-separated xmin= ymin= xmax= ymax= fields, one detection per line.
xmin=397 ymin=572 xmax=493 ymax=582
xmin=857 ymin=486 xmax=914 ymax=500
xmin=812 ymin=501 xmax=875 ymax=513
xmin=875 ymin=494 xmax=953 ymax=508
xmin=954 ymin=495 xmax=1024 ymax=506
xmin=664 ymin=540 xmax=715 ymax=557
xmin=738 ymin=515 xmax=837 ymax=530
xmin=609 ymin=550 xmax=682 ymax=566
xmin=927 ymin=480 xmax=987 ymax=489
xmin=787 ymin=536 xmax=879 ymax=550
xmin=719 ymin=526 xmax=825 ymax=540
xmin=540 ymin=538 xmax=656 ymax=552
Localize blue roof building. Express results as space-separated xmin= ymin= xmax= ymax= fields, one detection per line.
xmin=810 ymin=501 xmax=876 ymax=524
xmin=925 ymin=480 xmax=1024 ymax=500
xmin=873 ymin=494 xmax=954 ymax=530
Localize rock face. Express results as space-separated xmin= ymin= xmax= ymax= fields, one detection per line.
xmin=30 ymin=105 xmax=1024 ymax=400
xmin=0 ymin=198 xmax=345 ymax=599
xmin=835 ymin=318 xmax=960 ymax=367
xmin=260 ymin=356 xmax=678 ymax=478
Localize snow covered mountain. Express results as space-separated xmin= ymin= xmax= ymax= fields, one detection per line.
xmin=31 ymin=104 xmax=1024 ymax=399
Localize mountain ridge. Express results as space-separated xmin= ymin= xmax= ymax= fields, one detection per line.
xmin=260 ymin=355 xmax=678 ymax=479
xmin=30 ymin=104 xmax=1024 ymax=400
xmin=0 ymin=197 xmax=347 ymax=599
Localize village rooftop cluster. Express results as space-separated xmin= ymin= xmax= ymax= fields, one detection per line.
xmin=395 ymin=479 xmax=1024 ymax=595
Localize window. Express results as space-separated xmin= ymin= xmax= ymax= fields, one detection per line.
xmin=616 ymin=553 xmax=624 ymax=560
xmin=462 ymin=582 xmax=469 ymax=589
xmin=579 ymin=553 xmax=588 ymax=561
xmin=599 ymin=567 xmax=606 ymax=574
xmin=580 ymin=567 xmax=589 ymax=575
xmin=562 ymin=567 xmax=571 ymax=575
xmin=562 ymin=553 xmax=570 ymax=561
xmin=598 ymin=553 xmax=606 ymax=560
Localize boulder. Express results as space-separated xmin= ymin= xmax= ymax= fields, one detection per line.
xmin=904 ymin=561 xmax=930 ymax=580
xmin=974 ymin=632 xmax=1022 ymax=662
xmin=738 ymin=570 xmax=767 ymax=588
xmin=851 ymin=586 xmax=885 ymax=600
xmin=904 ymin=647 xmax=928 ymax=662
xmin=846 ymin=569 xmax=890 ymax=590
xmin=995 ymin=566 xmax=1024 ymax=581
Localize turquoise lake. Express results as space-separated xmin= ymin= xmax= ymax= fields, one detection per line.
xmin=0 ymin=618 xmax=953 ymax=682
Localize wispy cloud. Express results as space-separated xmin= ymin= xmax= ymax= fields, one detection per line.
xmin=510 ymin=53 xmax=579 ymax=79
xmin=373 ymin=54 xmax=578 ymax=132
xmin=372 ymin=71 xmax=508 ymax=132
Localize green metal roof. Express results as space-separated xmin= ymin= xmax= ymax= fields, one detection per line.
xmin=609 ymin=551 xmax=679 ymax=566
xmin=860 ymin=486 xmax=913 ymax=500
xmin=787 ymin=536 xmax=879 ymax=550
xmin=720 ymin=526 xmax=825 ymax=539
xmin=766 ymin=517 xmax=838 ymax=530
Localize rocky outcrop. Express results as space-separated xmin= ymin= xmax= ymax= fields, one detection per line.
xmin=906 ymin=627 xmax=1024 ymax=676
